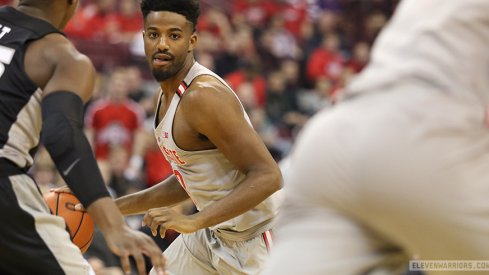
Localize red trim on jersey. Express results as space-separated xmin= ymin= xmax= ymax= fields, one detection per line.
xmin=175 ymin=81 xmax=188 ymax=97
xmin=262 ymin=230 xmax=273 ymax=252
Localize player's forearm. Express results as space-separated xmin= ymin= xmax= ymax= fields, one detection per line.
xmin=115 ymin=175 xmax=189 ymax=215
xmin=191 ymin=168 xmax=282 ymax=229
xmin=87 ymin=197 xmax=126 ymax=232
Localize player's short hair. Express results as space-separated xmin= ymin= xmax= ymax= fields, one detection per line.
xmin=141 ymin=0 xmax=200 ymax=32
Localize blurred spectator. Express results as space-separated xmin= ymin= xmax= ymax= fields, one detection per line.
xmin=280 ymin=58 xmax=302 ymax=89
xmin=214 ymin=26 xmax=256 ymax=76
xmin=125 ymin=66 xmax=148 ymax=103
xmin=277 ymin=0 xmax=308 ymax=38
xmin=197 ymin=7 xmax=232 ymax=51
xmin=225 ymin=58 xmax=267 ymax=107
xmin=363 ymin=10 xmax=388 ymax=44
xmin=297 ymin=18 xmax=320 ymax=57
xmin=196 ymin=51 xmax=216 ymax=72
xmin=315 ymin=9 xmax=340 ymax=37
xmin=64 ymin=0 xmax=117 ymax=40
xmin=106 ymin=146 xmax=144 ymax=197
xmin=258 ymin=14 xmax=302 ymax=63
xmin=298 ymin=77 xmax=334 ymax=116
xmin=109 ymin=0 xmax=143 ymax=44
xmin=265 ymin=70 xmax=305 ymax=139
xmin=345 ymin=41 xmax=370 ymax=73
xmin=235 ymin=81 xmax=259 ymax=112
xmin=231 ymin=0 xmax=278 ymax=29
xmin=306 ymin=32 xmax=345 ymax=85
xmin=248 ymin=108 xmax=289 ymax=161
xmin=85 ymin=68 xmax=147 ymax=179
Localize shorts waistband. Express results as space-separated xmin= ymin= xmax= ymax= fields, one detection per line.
xmin=0 ymin=158 xmax=28 ymax=178
xmin=212 ymin=219 xmax=274 ymax=241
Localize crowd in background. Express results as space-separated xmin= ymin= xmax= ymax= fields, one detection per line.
xmin=2 ymin=0 xmax=399 ymax=273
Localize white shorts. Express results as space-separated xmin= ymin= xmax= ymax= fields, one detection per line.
xmin=150 ymin=227 xmax=272 ymax=275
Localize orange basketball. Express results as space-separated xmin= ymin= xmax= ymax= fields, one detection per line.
xmin=44 ymin=191 xmax=94 ymax=253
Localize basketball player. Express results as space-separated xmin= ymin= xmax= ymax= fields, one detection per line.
xmin=0 ymin=1 xmax=166 ymax=274
xmin=263 ymin=1 xmax=489 ymax=275
xmin=114 ymin=0 xmax=283 ymax=274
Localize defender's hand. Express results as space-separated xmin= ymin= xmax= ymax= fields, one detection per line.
xmin=50 ymin=185 xmax=72 ymax=194
xmin=50 ymin=186 xmax=86 ymax=211
xmin=103 ymin=225 xmax=167 ymax=275
xmin=142 ymin=207 xmax=200 ymax=238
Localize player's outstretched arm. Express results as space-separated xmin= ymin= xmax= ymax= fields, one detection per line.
xmin=29 ymin=34 xmax=166 ymax=275
xmin=116 ymin=174 xmax=190 ymax=215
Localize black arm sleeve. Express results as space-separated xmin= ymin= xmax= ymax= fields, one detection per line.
xmin=41 ymin=91 xmax=110 ymax=208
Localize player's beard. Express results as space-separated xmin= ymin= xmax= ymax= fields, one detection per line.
xmin=151 ymin=57 xmax=186 ymax=82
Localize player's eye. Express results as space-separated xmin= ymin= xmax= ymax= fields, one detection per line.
xmin=170 ymin=33 xmax=181 ymax=40
xmin=148 ymin=32 xmax=159 ymax=39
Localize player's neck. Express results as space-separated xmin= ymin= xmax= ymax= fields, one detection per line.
xmin=159 ymin=56 xmax=195 ymax=97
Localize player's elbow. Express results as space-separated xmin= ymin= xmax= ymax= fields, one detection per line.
xmin=265 ymin=166 xmax=283 ymax=194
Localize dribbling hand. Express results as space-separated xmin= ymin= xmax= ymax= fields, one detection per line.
xmin=143 ymin=207 xmax=201 ymax=238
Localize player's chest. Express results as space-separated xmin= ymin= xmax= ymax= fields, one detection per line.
xmin=156 ymin=102 xmax=211 ymax=151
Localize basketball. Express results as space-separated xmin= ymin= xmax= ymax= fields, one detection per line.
xmin=44 ymin=191 xmax=94 ymax=253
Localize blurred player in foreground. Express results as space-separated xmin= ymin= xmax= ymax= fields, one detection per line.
xmin=264 ymin=1 xmax=489 ymax=275
xmin=0 ymin=0 xmax=165 ymax=274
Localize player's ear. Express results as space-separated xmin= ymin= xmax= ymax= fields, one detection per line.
xmin=188 ymin=33 xmax=197 ymax=52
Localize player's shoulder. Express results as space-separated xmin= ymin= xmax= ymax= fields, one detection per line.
xmin=184 ymin=74 xmax=234 ymax=101
xmin=29 ymin=33 xmax=92 ymax=66
xmin=181 ymin=75 xmax=242 ymax=118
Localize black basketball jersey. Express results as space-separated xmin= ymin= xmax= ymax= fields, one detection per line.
xmin=0 ymin=7 xmax=62 ymax=168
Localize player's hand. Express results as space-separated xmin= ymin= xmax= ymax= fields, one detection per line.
xmin=50 ymin=185 xmax=72 ymax=194
xmin=50 ymin=186 xmax=86 ymax=211
xmin=103 ymin=225 xmax=167 ymax=275
xmin=48 ymin=187 xmax=88 ymax=212
xmin=142 ymin=207 xmax=201 ymax=238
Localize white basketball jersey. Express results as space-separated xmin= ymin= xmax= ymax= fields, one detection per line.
xmin=154 ymin=62 xmax=279 ymax=240
xmin=346 ymin=0 xmax=489 ymax=106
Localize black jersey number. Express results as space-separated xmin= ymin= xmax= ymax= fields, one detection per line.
xmin=0 ymin=45 xmax=15 ymax=77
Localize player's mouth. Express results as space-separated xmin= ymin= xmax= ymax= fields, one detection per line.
xmin=152 ymin=53 xmax=173 ymax=66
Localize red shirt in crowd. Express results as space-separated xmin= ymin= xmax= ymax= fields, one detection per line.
xmin=225 ymin=70 xmax=267 ymax=108
xmin=85 ymin=99 xmax=145 ymax=160
xmin=307 ymin=48 xmax=345 ymax=83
